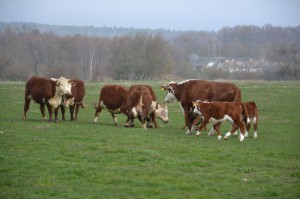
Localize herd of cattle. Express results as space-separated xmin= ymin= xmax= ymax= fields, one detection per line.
xmin=22 ymin=76 xmax=258 ymax=142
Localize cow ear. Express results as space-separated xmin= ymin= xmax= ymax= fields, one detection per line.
xmin=69 ymin=81 xmax=76 ymax=86
xmin=161 ymin=86 xmax=166 ymax=91
xmin=192 ymin=101 xmax=197 ymax=107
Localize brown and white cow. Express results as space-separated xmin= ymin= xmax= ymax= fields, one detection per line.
xmin=161 ymin=79 xmax=241 ymax=134
xmin=55 ymin=79 xmax=85 ymax=122
xmin=224 ymin=101 xmax=258 ymax=139
xmin=120 ymin=84 xmax=163 ymax=129
xmin=22 ymin=76 xmax=74 ymax=122
xmin=193 ymin=100 xmax=247 ymax=141
xmin=94 ymin=85 xmax=168 ymax=126
xmin=94 ymin=84 xmax=129 ymax=125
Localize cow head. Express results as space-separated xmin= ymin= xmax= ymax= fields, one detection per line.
xmin=161 ymin=81 xmax=178 ymax=103
xmin=193 ymin=100 xmax=202 ymax=116
xmin=155 ymin=103 xmax=169 ymax=123
xmin=50 ymin=76 xmax=74 ymax=96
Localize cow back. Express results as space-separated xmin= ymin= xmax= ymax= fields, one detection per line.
xmin=180 ymin=80 xmax=241 ymax=105
xmin=25 ymin=76 xmax=56 ymax=104
xmin=100 ymin=85 xmax=128 ymax=110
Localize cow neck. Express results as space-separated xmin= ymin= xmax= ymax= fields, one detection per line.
xmin=174 ymin=83 xmax=183 ymax=101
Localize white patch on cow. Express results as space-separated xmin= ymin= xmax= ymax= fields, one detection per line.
xmin=209 ymin=114 xmax=233 ymax=125
xmin=164 ymin=91 xmax=176 ymax=103
xmin=224 ymin=132 xmax=231 ymax=139
xmin=186 ymin=129 xmax=192 ymax=135
xmin=196 ymin=131 xmax=201 ymax=136
xmin=142 ymin=123 xmax=147 ymax=129
xmin=250 ymin=117 xmax=257 ymax=124
xmin=149 ymin=101 xmax=157 ymax=114
xmin=232 ymin=131 xmax=238 ymax=136
xmin=132 ymin=107 xmax=138 ymax=117
xmin=178 ymin=79 xmax=197 ymax=85
xmin=193 ymin=106 xmax=202 ymax=115
xmin=244 ymin=131 xmax=249 ymax=137
xmin=253 ymin=131 xmax=257 ymax=138
xmin=218 ymin=135 xmax=222 ymax=140
xmin=240 ymin=134 xmax=245 ymax=142
xmin=48 ymin=95 xmax=62 ymax=109
xmin=94 ymin=117 xmax=98 ymax=122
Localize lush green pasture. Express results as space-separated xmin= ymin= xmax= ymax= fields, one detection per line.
xmin=0 ymin=80 xmax=299 ymax=198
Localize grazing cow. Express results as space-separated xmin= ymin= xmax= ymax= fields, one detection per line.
xmin=193 ymin=100 xmax=247 ymax=141
xmin=55 ymin=79 xmax=85 ymax=122
xmin=22 ymin=76 xmax=74 ymax=122
xmin=224 ymin=101 xmax=258 ymax=139
xmin=161 ymin=79 xmax=241 ymax=134
xmin=120 ymin=84 xmax=161 ymax=129
xmin=94 ymin=84 xmax=169 ymax=126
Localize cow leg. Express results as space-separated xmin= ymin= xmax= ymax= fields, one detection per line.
xmin=225 ymin=124 xmax=238 ymax=140
xmin=253 ymin=121 xmax=258 ymax=139
xmin=196 ymin=121 xmax=208 ymax=138
xmin=94 ymin=105 xmax=102 ymax=123
xmin=60 ymin=105 xmax=66 ymax=121
xmin=74 ymin=104 xmax=80 ymax=121
xmin=150 ymin=112 xmax=159 ymax=128
xmin=39 ymin=104 xmax=47 ymax=121
xmin=237 ymin=120 xmax=246 ymax=142
xmin=184 ymin=109 xmax=192 ymax=135
xmin=46 ymin=103 xmax=53 ymax=122
xmin=111 ymin=113 xmax=118 ymax=125
xmin=23 ymin=97 xmax=31 ymax=120
xmin=54 ymin=107 xmax=60 ymax=123
xmin=69 ymin=105 xmax=75 ymax=121
xmin=214 ymin=123 xmax=222 ymax=140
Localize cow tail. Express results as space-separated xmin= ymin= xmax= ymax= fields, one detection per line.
xmin=80 ymin=102 xmax=86 ymax=109
xmin=241 ymin=103 xmax=249 ymax=124
xmin=233 ymin=87 xmax=242 ymax=102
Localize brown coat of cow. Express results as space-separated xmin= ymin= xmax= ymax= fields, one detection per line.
xmin=22 ymin=76 xmax=73 ymax=122
xmin=56 ymin=79 xmax=85 ymax=121
xmin=94 ymin=84 xmax=129 ymax=125
xmin=194 ymin=101 xmax=247 ymax=141
xmin=121 ymin=84 xmax=158 ymax=129
xmin=162 ymin=79 xmax=241 ymax=134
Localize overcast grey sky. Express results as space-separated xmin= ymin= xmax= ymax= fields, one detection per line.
xmin=0 ymin=0 xmax=299 ymax=31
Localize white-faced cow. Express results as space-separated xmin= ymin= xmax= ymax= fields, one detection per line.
xmin=94 ymin=84 xmax=168 ymax=127
xmin=55 ymin=79 xmax=85 ymax=122
xmin=224 ymin=101 xmax=258 ymax=140
xmin=193 ymin=100 xmax=247 ymax=141
xmin=120 ymin=84 xmax=166 ymax=129
xmin=161 ymin=79 xmax=241 ymax=134
xmin=22 ymin=76 xmax=74 ymax=122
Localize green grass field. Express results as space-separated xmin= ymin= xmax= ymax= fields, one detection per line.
xmin=0 ymin=80 xmax=299 ymax=198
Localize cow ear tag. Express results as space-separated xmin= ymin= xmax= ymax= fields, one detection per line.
xmin=161 ymin=87 xmax=165 ymax=91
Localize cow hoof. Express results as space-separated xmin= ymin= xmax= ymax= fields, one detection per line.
xmin=218 ymin=135 xmax=222 ymax=140
xmin=125 ymin=124 xmax=130 ymax=128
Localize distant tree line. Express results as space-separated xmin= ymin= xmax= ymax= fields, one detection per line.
xmin=0 ymin=23 xmax=299 ymax=81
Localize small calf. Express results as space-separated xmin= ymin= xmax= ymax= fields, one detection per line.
xmin=193 ymin=100 xmax=247 ymax=141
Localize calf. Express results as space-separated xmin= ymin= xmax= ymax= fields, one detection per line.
xmin=193 ymin=100 xmax=247 ymax=141
xmin=22 ymin=76 xmax=74 ymax=122
xmin=121 ymin=84 xmax=160 ymax=129
xmin=224 ymin=101 xmax=258 ymax=139
xmin=55 ymin=79 xmax=85 ymax=122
